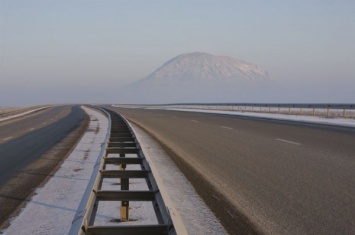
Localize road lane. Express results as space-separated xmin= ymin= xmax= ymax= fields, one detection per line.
xmin=108 ymin=107 xmax=355 ymax=235
xmin=0 ymin=106 xmax=84 ymax=185
xmin=0 ymin=105 xmax=88 ymax=228
xmin=0 ymin=106 xmax=69 ymax=144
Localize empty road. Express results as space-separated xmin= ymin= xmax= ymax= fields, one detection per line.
xmin=0 ymin=105 xmax=88 ymax=228
xmin=108 ymin=107 xmax=355 ymax=235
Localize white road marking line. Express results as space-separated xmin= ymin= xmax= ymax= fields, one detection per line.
xmin=29 ymin=128 xmax=35 ymax=131
xmin=221 ymin=126 xmax=233 ymax=130
xmin=276 ymin=138 xmax=301 ymax=145
xmin=3 ymin=136 xmax=13 ymax=141
xmin=191 ymin=120 xmax=199 ymax=123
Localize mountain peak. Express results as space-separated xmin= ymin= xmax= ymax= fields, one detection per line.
xmin=120 ymin=52 xmax=270 ymax=103
xmin=143 ymin=52 xmax=269 ymax=84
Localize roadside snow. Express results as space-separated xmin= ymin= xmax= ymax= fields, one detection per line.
xmin=2 ymin=106 xmax=227 ymax=235
xmin=3 ymin=106 xmax=108 ymax=235
xmin=0 ymin=106 xmax=51 ymax=122
xmin=167 ymin=108 xmax=355 ymax=128
xmin=130 ymin=123 xmax=227 ymax=235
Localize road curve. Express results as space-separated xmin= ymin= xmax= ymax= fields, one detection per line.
xmin=0 ymin=105 xmax=88 ymax=228
xmin=108 ymin=107 xmax=355 ymax=235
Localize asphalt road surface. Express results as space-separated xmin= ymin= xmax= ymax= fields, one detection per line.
xmin=109 ymin=107 xmax=355 ymax=235
xmin=0 ymin=105 xmax=87 ymax=228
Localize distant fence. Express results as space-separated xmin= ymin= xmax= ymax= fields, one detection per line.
xmin=115 ymin=103 xmax=355 ymax=118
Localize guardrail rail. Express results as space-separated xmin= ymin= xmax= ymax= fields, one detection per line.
xmin=118 ymin=103 xmax=355 ymax=118
xmin=70 ymin=107 xmax=175 ymax=235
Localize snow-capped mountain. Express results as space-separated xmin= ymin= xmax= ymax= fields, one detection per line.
xmin=119 ymin=52 xmax=271 ymax=103
xmin=136 ymin=52 xmax=269 ymax=86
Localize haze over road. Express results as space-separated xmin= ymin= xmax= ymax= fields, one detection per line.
xmin=109 ymin=107 xmax=355 ymax=235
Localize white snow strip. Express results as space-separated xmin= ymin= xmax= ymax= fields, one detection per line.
xmin=3 ymin=136 xmax=13 ymax=141
xmin=129 ymin=123 xmax=227 ymax=235
xmin=167 ymin=108 xmax=355 ymax=128
xmin=2 ymin=106 xmax=228 ymax=235
xmin=276 ymin=138 xmax=301 ymax=145
xmin=221 ymin=126 xmax=233 ymax=130
xmin=0 ymin=106 xmax=51 ymax=122
xmin=2 ymin=106 xmax=108 ymax=234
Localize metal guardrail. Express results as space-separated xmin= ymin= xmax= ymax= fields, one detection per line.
xmin=69 ymin=107 xmax=175 ymax=235
xmin=121 ymin=103 xmax=355 ymax=118
xmin=151 ymin=103 xmax=355 ymax=109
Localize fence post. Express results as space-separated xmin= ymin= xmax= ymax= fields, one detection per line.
xmin=343 ymin=109 xmax=346 ymax=118
xmin=120 ymin=153 xmax=129 ymax=222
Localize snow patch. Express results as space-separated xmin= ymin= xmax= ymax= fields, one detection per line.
xmin=2 ymin=106 xmax=108 ymax=234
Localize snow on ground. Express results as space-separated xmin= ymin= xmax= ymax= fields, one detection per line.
xmin=167 ymin=108 xmax=355 ymax=128
xmin=3 ymin=107 xmax=108 ymax=235
xmin=0 ymin=106 xmax=51 ymax=122
xmin=92 ymin=154 xmax=159 ymax=227
xmin=2 ymin=106 xmax=226 ymax=235
xmin=130 ymin=123 xmax=227 ymax=235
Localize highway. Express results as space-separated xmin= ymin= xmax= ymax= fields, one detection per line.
xmin=0 ymin=105 xmax=88 ymax=228
xmin=108 ymin=107 xmax=355 ymax=235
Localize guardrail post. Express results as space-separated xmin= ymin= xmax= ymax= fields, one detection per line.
xmin=120 ymin=153 xmax=129 ymax=222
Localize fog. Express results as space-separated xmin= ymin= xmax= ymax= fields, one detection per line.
xmin=1 ymin=1 xmax=354 ymax=106
xmin=115 ymin=79 xmax=355 ymax=105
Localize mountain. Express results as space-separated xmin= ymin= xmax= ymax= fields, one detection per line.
xmin=118 ymin=52 xmax=271 ymax=103
xmin=137 ymin=52 xmax=269 ymax=85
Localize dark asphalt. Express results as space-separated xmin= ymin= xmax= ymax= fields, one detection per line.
xmin=108 ymin=107 xmax=355 ymax=235
xmin=0 ymin=106 xmax=85 ymax=185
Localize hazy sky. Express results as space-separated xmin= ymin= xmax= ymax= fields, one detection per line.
xmin=1 ymin=0 xmax=354 ymax=105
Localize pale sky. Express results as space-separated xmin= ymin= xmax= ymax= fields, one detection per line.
xmin=1 ymin=0 xmax=354 ymax=105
